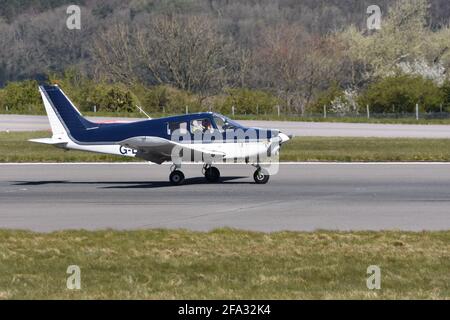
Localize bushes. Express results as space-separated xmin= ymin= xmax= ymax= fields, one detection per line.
xmin=0 ymin=80 xmax=41 ymax=114
xmin=358 ymin=75 xmax=444 ymax=113
xmin=216 ymin=88 xmax=281 ymax=115
xmin=50 ymin=70 xmax=138 ymax=113
xmin=309 ymin=82 xmax=345 ymax=114
xmin=138 ymin=85 xmax=201 ymax=114
xmin=307 ymin=75 xmax=446 ymax=115
xmin=1 ymin=72 xmax=448 ymax=117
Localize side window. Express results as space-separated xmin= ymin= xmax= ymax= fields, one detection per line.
xmin=167 ymin=122 xmax=187 ymax=135
xmin=190 ymin=119 xmax=212 ymax=134
xmin=214 ymin=116 xmax=225 ymax=133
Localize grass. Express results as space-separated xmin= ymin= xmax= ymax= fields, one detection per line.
xmin=2 ymin=131 xmax=450 ymax=162
xmin=0 ymin=131 xmax=133 ymax=163
xmin=229 ymin=114 xmax=450 ymax=125
xmin=0 ymin=229 xmax=447 ymax=299
xmin=282 ymin=137 xmax=450 ymax=162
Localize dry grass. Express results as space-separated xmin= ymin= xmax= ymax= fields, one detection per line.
xmin=0 ymin=229 xmax=448 ymax=299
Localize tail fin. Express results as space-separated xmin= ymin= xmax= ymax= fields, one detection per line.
xmin=39 ymin=85 xmax=96 ymax=138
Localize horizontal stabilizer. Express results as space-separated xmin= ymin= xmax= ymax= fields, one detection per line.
xmin=29 ymin=138 xmax=68 ymax=148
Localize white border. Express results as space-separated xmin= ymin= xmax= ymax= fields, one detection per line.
xmin=1 ymin=162 xmax=450 ymax=166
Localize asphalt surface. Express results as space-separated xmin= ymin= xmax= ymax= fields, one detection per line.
xmin=3 ymin=114 xmax=450 ymax=138
xmin=0 ymin=163 xmax=449 ymax=232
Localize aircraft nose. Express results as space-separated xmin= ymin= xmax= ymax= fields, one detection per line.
xmin=278 ymin=132 xmax=291 ymax=144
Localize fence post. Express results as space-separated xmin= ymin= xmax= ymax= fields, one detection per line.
xmin=277 ymin=105 xmax=280 ymax=117
xmin=185 ymin=105 xmax=189 ymax=114
xmin=5 ymin=105 xmax=8 ymax=112
xmin=323 ymin=105 xmax=327 ymax=118
xmin=416 ymin=103 xmax=419 ymax=120
xmin=232 ymin=106 xmax=235 ymax=116
xmin=93 ymin=105 xmax=97 ymax=113
xmin=367 ymin=105 xmax=370 ymax=119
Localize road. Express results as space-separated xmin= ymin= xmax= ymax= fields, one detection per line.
xmin=0 ymin=163 xmax=449 ymax=232
xmin=2 ymin=114 xmax=450 ymax=138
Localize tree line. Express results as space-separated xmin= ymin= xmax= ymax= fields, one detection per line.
xmin=2 ymin=0 xmax=450 ymax=115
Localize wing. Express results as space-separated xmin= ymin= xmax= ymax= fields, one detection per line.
xmin=118 ymin=136 xmax=225 ymax=164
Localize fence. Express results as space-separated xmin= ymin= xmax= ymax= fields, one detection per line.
xmin=211 ymin=104 xmax=450 ymax=121
xmin=3 ymin=103 xmax=450 ymax=121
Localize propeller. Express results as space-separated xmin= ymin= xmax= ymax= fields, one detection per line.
xmin=267 ymin=133 xmax=292 ymax=156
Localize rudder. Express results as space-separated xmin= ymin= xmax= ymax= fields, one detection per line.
xmin=39 ymin=85 xmax=96 ymax=137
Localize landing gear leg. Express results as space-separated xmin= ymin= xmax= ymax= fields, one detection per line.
xmin=253 ymin=165 xmax=270 ymax=184
xmin=169 ymin=164 xmax=185 ymax=185
xmin=203 ymin=164 xmax=221 ymax=183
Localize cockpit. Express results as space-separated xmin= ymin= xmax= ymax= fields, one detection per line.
xmin=166 ymin=113 xmax=244 ymax=137
xmin=212 ymin=114 xmax=243 ymax=132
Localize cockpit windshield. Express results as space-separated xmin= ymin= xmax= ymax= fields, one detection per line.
xmin=213 ymin=114 xmax=243 ymax=132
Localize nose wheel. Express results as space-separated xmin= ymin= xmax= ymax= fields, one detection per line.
xmin=204 ymin=165 xmax=221 ymax=183
xmin=169 ymin=164 xmax=185 ymax=185
xmin=254 ymin=168 xmax=270 ymax=184
xmin=169 ymin=170 xmax=185 ymax=185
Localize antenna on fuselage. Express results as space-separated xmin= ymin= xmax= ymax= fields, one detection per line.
xmin=135 ymin=105 xmax=152 ymax=119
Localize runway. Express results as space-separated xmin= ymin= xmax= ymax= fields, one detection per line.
xmin=3 ymin=114 xmax=450 ymax=138
xmin=0 ymin=163 xmax=449 ymax=232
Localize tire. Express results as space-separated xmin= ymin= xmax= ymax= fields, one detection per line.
xmin=169 ymin=170 xmax=185 ymax=185
xmin=253 ymin=169 xmax=270 ymax=184
xmin=205 ymin=167 xmax=221 ymax=183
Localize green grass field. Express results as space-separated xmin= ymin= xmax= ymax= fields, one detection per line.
xmin=2 ymin=131 xmax=450 ymax=162
xmin=0 ymin=229 xmax=448 ymax=299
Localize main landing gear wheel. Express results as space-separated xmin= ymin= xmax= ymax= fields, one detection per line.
xmin=254 ymin=169 xmax=270 ymax=184
xmin=169 ymin=170 xmax=185 ymax=185
xmin=204 ymin=166 xmax=221 ymax=183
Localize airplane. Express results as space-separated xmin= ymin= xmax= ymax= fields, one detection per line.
xmin=30 ymin=85 xmax=292 ymax=185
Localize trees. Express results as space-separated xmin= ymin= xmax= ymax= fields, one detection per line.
xmin=256 ymin=24 xmax=344 ymax=114
xmin=340 ymin=0 xmax=447 ymax=87
xmin=3 ymin=0 xmax=450 ymax=116
xmin=92 ymin=22 xmax=138 ymax=85
xmin=135 ymin=15 xmax=228 ymax=99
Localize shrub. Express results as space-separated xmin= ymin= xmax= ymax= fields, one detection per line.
xmin=135 ymin=85 xmax=201 ymax=114
xmin=358 ymin=75 xmax=444 ymax=113
xmin=80 ymin=83 xmax=136 ymax=113
xmin=0 ymin=80 xmax=41 ymax=113
xmin=309 ymin=82 xmax=345 ymax=114
xmin=439 ymin=80 xmax=450 ymax=112
xmin=217 ymin=88 xmax=281 ymax=115
xmin=50 ymin=70 xmax=138 ymax=113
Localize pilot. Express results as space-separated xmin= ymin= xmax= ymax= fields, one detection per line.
xmin=202 ymin=119 xmax=212 ymax=132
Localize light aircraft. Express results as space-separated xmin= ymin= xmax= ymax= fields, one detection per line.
xmin=31 ymin=85 xmax=291 ymax=185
